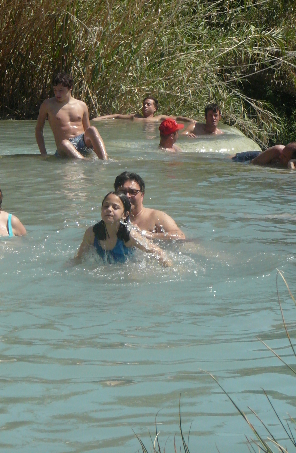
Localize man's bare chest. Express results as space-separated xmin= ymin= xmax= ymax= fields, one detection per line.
xmin=49 ymin=106 xmax=83 ymax=124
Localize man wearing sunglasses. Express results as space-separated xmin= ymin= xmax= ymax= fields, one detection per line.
xmin=114 ymin=172 xmax=185 ymax=240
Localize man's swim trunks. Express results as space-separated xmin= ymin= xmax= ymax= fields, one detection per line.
xmin=232 ymin=151 xmax=261 ymax=162
xmin=55 ymin=133 xmax=93 ymax=157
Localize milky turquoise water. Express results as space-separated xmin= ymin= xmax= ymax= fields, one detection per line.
xmin=0 ymin=120 xmax=295 ymax=453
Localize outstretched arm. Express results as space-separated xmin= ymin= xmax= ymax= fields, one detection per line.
xmin=175 ymin=115 xmax=195 ymax=123
xmin=92 ymin=114 xmax=135 ymax=121
xmin=11 ymin=215 xmax=26 ymax=236
xmin=35 ymin=102 xmax=48 ymax=155
xmin=128 ymin=229 xmax=172 ymax=267
xmin=154 ymin=115 xmax=196 ymax=123
xmin=181 ymin=122 xmax=197 ymax=137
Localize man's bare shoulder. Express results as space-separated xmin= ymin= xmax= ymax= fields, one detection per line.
xmin=144 ymin=207 xmax=170 ymax=221
xmin=192 ymin=123 xmax=207 ymax=134
xmin=70 ymin=97 xmax=86 ymax=106
xmin=69 ymin=97 xmax=88 ymax=110
xmin=40 ymin=97 xmax=55 ymax=111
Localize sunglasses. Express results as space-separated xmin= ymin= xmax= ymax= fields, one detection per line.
xmin=118 ymin=188 xmax=142 ymax=196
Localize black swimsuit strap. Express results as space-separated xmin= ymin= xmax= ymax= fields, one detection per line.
xmin=117 ymin=221 xmax=131 ymax=242
xmin=93 ymin=220 xmax=131 ymax=242
xmin=93 ymin=220 xmax=107 ymax=240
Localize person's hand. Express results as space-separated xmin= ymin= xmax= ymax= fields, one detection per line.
xmin=288 ymin=159 xmax=296 ymax=170
xmin=158 ymin=254 xmax=173 ymax=267
xmin=186 ymin=132 xmax=197 ymax=138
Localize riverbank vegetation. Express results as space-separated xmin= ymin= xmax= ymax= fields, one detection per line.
xmin=1 ymin=0 xmax=296 ymax=146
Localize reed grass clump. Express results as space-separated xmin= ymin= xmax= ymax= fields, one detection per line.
xmin=207 ymin=270 xmax=296 ymax=453
xmin=135 ymin=271 xmax=296 ymax=452
xmin=1 ymin=0 xmax=296 ymax=146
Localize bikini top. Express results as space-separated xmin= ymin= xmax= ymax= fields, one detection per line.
xmin=93 ymin=220 xmax=133 ymax=263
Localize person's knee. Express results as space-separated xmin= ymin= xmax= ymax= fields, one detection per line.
xmin=85 ymin=126 xmax=98 ymax=138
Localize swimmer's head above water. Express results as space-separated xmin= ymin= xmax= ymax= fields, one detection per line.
xmin=159 ymin=119 xmax=184 ymax=136
xmin=114 ymin=172 xmax=145 ymax=194
xmin=52 ymin=72 xmax=73 ymax=89
xmin=205 ymin=103 xmax=221 ymax=117
xmin=142 ymin=97 xmax=158 ymax=118
xmin=102 ymin=191 xmax=131 ymax=222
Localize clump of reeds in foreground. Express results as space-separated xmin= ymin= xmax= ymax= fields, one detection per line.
xmin=135 ymin=270 xmax=296 ymax=453
xmin=134 ymin=398 xmax=191 ymax=453
xmin=205 ymin=269 xmax=296 ymax=453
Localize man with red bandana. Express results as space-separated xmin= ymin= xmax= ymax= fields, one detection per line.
xmin=159 ymin=119 xmax=184 ymax=152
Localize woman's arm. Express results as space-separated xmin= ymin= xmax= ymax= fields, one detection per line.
xmin=75 ymin=227 xmax=94 ymax=261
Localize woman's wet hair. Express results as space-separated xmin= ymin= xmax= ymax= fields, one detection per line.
xmin=114 ymin=171 xmax=145 ymax=194
xmin=53 ymin=73 xmax=73 ymax=89
xmin=102 ymin=191 xmax=131 ymax=216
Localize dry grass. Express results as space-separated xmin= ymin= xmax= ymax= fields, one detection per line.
xmin=1 ymin=0 xmax=296 ymax=145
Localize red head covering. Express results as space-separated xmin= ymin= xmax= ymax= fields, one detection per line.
xmin=159 ymin=119 xmax=184 ymax=135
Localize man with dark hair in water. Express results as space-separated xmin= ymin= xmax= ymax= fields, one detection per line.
xmin=182 ymin=103 xmax=223 ymax=136
xmin=114 ymin=171 xmax=185 ymax=240
xmin=35 ymin=73 xmax=108 ymax=159
xmin=232 ymin=142 xmax=296 ymax=168
xmin=93 ymin=97 xmax=194 ymax=123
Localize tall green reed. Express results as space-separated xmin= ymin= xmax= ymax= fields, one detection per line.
xmin=1 ymin=0 xmax=295 ymax=146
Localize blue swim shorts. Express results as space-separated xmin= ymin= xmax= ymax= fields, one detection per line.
xmin=55 ymin=133 xmax=93 ymax=157
xmin=232 ymin=151 xmax=261 ymax=162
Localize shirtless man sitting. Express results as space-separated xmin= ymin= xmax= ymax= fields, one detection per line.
xmin=35 ymin=73 xmax=108 ymax=159
xmin=232 ymin=142 xmax=296 ymax=168
xmin=159 ymin=119 xmax=184 ymax=152
xmin=114 ymin=171 xmax=185 ymax=240
xmin=93 ymin=97 xmax=194 ymax=123
xmin=182 ymin=103 xmax=223 ymax=136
